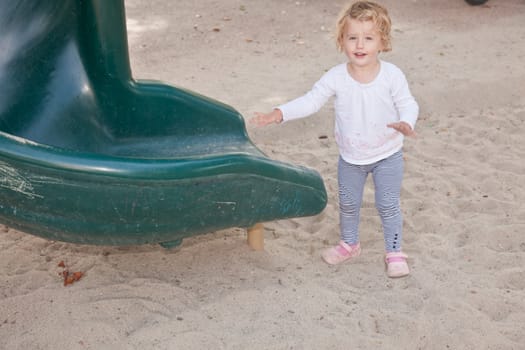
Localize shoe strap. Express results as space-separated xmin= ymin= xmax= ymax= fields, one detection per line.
xmin=385 ymin=252 xmax=407 ymax=263
xmin=386 ymin=256 xmax=406 ymax=263
xmin=335 ymin=244 xmax=351 ymax=256
xmin=336 ymin=241 xmax=359 ymax=255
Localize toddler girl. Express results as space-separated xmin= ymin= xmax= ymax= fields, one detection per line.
xmin=251 ymin=1 xmax=418 ymax=278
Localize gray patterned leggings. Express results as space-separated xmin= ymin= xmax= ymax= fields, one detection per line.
xmin=338 ymin=150 xmax=404 ymax=252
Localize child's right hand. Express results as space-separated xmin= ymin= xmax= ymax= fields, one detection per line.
xmin=250 ymin=109 xmax=283 ymax=127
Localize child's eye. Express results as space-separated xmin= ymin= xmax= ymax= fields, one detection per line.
xmin=366 ymin=37 xmax=374 ymax=40
xmin=348 ymin=36 xmax=357 ymax=40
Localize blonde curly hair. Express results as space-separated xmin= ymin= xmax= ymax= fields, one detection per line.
xmin=335 ymin=1 xmax=392 ymax=53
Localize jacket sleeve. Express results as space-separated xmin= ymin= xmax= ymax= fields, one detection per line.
xmin=391 ymin=69 xmax=419 ymax=129
xmin=278 ymin=69 xmax=336 ymax=122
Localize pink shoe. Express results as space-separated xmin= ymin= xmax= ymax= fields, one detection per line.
xmin=385 ymin=252 xmax=410 ymax=278
xmin=321 ymin=241 xmax=361 ymax=265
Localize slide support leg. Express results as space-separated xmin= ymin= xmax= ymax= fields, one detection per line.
xmin=247 ymin=223 xmax=264 ymax=251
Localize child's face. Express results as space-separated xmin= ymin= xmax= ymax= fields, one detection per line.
xmin=342 ymin=18 xmax=384 ymax=69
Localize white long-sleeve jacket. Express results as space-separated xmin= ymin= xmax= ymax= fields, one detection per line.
xmin=279 ymin=60 xmax=419 ymax=165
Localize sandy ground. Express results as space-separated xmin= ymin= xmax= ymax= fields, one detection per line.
xmin=1 ymin=0 xmax=525 ymax=349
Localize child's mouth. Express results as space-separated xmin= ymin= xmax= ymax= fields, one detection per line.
xmin=354 ymin=52 xmax=367 ymax=58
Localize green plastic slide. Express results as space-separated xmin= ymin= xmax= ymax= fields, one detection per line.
xmin=0 ymin=0 xmax=327 ymax=247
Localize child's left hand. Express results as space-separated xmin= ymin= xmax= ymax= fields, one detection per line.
xmin=387 ymin=121 xmax=416 ymax=137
